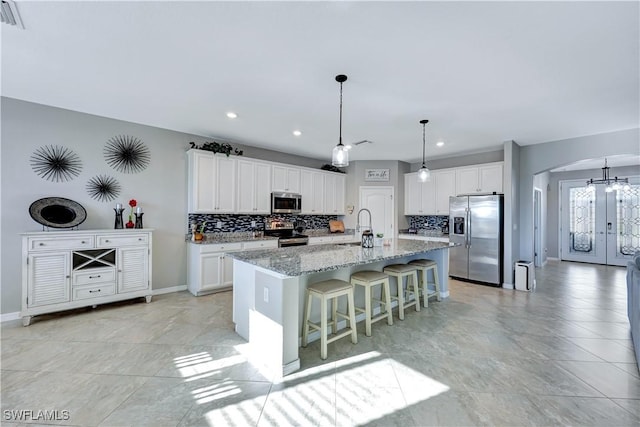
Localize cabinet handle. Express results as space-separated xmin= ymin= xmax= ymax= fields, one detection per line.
xmin=81 ymin=241 xmax=86 ymax=244
xmin=118 ymin=269 xmax=122 ymax=273
xmin=66 ymin=275 xmax=70 ymax=279
xmin=89 ymin=275 xmax=101 ymax=279
xmin=138 ymin=238 xmax=143 ymax=241
xmin=39 ymin=243 xmax=45 ymax=246
xmin=105 ymin=240 xmax=110 ymax=243
xmin=89 ymin=289 xmax=101 ymax=293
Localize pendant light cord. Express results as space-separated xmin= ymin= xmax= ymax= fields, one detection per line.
xmin=338 ymin=81 xmax=343 ymax=146
xmin=422 ymin=122 xmax=426 ymax=167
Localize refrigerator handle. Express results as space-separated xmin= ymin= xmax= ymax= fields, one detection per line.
xmin=466 ymin=208 xmax=471 ymax=248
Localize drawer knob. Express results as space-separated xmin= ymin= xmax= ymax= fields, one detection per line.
xmin=105 ymin=240 xmax=110 ymax=243
xmin=138 ymin=238 xmax=143 ymax=241
xmin=39 ymin=243 xmax=45 ymax=246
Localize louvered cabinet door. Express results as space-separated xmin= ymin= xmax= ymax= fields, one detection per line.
xmin=117 ymin=247 xmax=149 ymax=293
xmin=27 ymin=252 xmax=70 ymax=307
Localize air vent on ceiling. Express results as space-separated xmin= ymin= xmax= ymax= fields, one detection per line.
xmin=353 ymin=140 xmax=373 ymax=146
xmin=1 ymin=0 xmax=24 ymax=29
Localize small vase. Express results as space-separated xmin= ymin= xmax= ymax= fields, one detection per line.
xmin=125 ymin=220 xmax=135 ymax=229
xmin=114 ymin=208 xmax=125 ymax=229
xmin=134 ymin=212 xmax=144 ymax=229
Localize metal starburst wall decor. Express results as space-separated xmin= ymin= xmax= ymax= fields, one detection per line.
xmin=86 ymin=175 xmax=121 ymax=202
xmin=30 ymin=145 xmax=82 ymax=182
xmin=104 ymin=135 xmax=150 ymax=173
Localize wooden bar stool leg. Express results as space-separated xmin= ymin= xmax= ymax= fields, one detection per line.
xmin=397 ymin=276 xmax=405 ymax=320
xmin=320 ymin=295 xmax=328 ymax=360
xmin=382 ymin=278 xmax=393 ymax=326
xmin=364 ymin=283 xmax=372 ymax=336
xmin=302 ymin=289 xmax=311 ymax=347
xmin=348 ymin=290 xmax=358 ymax=344
xmin=412 ymin=271 xmax=420 ymax=312
xmin=419 ymin=268 xmax=429 ymax=308
xmin=433 ymin=266 xmax=441 ymax=301
xmin=331 ymin=297 xmax=338 ymax=335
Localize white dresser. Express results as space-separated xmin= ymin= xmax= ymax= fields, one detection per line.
xmin=21 ymin=229 xmax=153 ymax=326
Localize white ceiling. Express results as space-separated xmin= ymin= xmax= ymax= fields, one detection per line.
xmin=2 ymin=1 xmax=639 ymax=165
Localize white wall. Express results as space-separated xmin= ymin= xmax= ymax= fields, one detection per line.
xmin=0 ymin=98 xmax=326 ymax=315
xmin=518 ymin=128 xmax=640 ymax=262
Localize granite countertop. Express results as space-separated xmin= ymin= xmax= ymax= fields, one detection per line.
xmin=187 ymin=232 xmax=278 ymax=245
xmin=305 ymin=229 xmax=356 ymax=237
xmin=227 ymin=239 xmax=454 ymax=276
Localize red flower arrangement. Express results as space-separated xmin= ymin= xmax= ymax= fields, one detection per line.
xmin=126 ymin=199 xmax=137 ymax=228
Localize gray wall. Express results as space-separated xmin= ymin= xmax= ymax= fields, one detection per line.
xmin=503 ymin=140 xmax=520 ymax=286
xmin=0 ymin=97 xmax=326 ymax=315
xmin=343 ymin=160 xmax=410 ymax=234
xmin=518 ymin=128 xmax=640 ymax=262
xmin=546 ymin=165 xmax=640 ymax=259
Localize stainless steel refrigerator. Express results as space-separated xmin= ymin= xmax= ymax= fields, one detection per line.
xmin=449 ymin=194 xmax=504 ymax=286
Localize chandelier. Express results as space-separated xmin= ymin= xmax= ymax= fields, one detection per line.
xmin=586 ymin=158 xmax=630 ymax=192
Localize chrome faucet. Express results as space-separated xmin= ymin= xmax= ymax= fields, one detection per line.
xmin=356 ymin=208 xmax=372 ymax=233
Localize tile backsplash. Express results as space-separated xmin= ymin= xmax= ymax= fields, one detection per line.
xmin=188 ymin=213 xmax=337 ymax=233
xmin=407 ymin=215 xmax=449 ymax=230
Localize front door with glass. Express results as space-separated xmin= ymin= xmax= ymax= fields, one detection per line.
xmin=560 ymin=178 xmax=639 ymax=266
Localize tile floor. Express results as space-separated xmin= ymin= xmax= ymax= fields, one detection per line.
xmin=1 ymin=260 xmax=639 ymax=426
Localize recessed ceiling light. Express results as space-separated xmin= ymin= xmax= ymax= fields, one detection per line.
xmin=292 ymin=130 xmax=302 ymax=136
xmin=436 ymin=141 xmax=445 ymax=147
xmin=226 ymin=112 xmax=238 ymax=119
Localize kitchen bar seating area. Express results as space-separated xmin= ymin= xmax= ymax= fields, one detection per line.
xmin=2 ymin=260 xmax=638 ymax=426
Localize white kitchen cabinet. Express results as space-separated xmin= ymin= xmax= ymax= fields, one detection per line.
xmin=300 ymin=169 xmax=325 ymax=214
xmin=26 ymin=252 xmax=71 ymax=308
xmin=187 ymin=149 xmax=237 ymax=213
xmin=404 ymin=172 xmax=436 ymax=215
xmin=455 ymin=162 xmax=503 ymax=195
xmin=21 ymin=230 xmax=153 ymax=326
xmin=323 ymin=173 xmax=346 ymax=215
xmin=187 ymin=239 xmax=279 ymax=296
xmin=237 ymin=159 xmax=272 ymax=214
xmin=272 ymin=165 xmax=301 ymax=193
xmin=434 ymin=169 xmax=456 ymax=215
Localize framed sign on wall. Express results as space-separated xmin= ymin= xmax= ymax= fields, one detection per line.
xmin=365 ymin=168 xmax=390 ymax=182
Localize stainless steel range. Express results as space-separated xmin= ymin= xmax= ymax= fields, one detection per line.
xmin=264 ymin=220 xmax=309 ymax=247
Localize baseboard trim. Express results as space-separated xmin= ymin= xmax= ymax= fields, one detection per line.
xmin=502 ymin=283 xmax=514 ymax=290
xmin=152 ymin=285 xmax=187 ymax=295
xmin=1 ymin=286 xmax=188 ymax=323
xmin=1 ymin=312 xmax=21 ymax=323
xmin=547 ymin=257 xmax=559 ymax=261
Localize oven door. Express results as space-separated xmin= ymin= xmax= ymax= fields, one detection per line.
xmin=271 ymin=192 xmax=301 ymax=214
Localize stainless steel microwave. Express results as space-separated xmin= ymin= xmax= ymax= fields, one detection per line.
xmin=271 ymin=192 xmax=302 ymax=214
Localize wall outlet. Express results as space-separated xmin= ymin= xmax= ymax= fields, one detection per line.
xmin=263 ymin=287 xmax=269 ymax=303
xmin=216 ymin=221 xmax=222 ymax=228
xmin=251 ymin=221 xmax=256 ymax=228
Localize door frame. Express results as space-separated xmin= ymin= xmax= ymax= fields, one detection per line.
xmin=533 ymin=187 xmax=542 ymax=267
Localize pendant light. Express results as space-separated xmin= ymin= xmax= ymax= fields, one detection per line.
xmin=417 ymin=119 xmax=431 ymax=182
xmin=332 ymin=74 xmax=349 ymax=167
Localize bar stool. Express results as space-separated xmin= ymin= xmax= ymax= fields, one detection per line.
xmin=350 ymin=271 xmax=393 ymax=336
xmin=409 ymin=259 xmax=441 ymax=307
xmin=382 ymin=264 xmax=420 ymax=320
xmin=302 ymin=279 xmax=358 ymax=360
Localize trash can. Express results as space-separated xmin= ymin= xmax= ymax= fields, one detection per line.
xmin=515 ymin=261 xmax=535 ymax=291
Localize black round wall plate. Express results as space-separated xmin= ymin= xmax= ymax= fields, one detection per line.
xmin=29 ymin=197 xmax=87 ymax=229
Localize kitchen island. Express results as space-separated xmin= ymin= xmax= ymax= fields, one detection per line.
xmin=229 ymin=239 xmax=452 ymax=377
